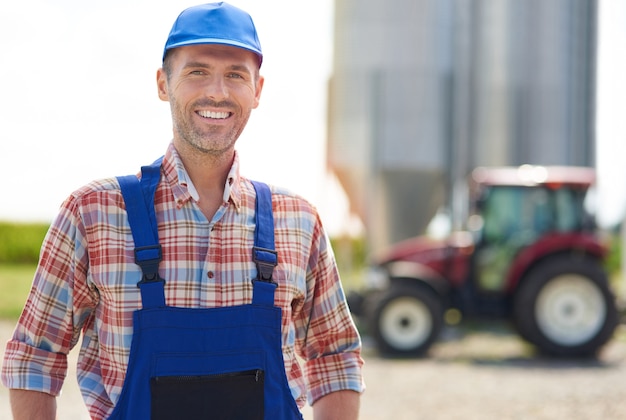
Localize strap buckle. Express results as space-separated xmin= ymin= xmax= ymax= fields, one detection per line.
xmin=134 ymin=245 xmax=165 ymax=285
xmin=252 ymin=246 xmax=277 ymax=282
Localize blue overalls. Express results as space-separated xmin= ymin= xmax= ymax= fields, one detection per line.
xmin=108 ymin=160 xmax=303 ymax=419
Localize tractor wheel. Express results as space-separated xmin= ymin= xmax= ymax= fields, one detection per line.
xmin=369 ymin=284 xmax=443 ymax=357
xmin=513 ymin=256 xmax=618 ymax=357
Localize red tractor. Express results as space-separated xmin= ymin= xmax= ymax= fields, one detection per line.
xmin=348 ymin=165 xmax=619 ymax=357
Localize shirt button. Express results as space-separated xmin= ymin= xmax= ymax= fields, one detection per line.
xmin=207 ymin=271 xmax=214 ymax=279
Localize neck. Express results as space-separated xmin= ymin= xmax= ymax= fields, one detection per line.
xmin=174 ymin=141 xmax=235 ymax=219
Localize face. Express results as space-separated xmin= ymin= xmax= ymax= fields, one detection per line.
xmin=157 ymin=44 xmax=264 ymax=158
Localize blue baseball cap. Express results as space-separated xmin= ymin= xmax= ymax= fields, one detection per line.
xmin=163 ymin=2 xmax=263 ymax=67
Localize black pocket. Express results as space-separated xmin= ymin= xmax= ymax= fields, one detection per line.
xmin=150 ymin=369 xmax=264 ymax=420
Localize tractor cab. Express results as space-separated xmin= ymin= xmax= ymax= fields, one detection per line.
xmin=469 ymin=165 xmax=599 ymax=294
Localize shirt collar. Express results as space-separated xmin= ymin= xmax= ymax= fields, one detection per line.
xmin=162 ymin=143 xmax=242 ymax=211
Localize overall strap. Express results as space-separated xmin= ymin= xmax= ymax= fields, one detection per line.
xmin=250 ymin=181 xmax=278 ymax=306
xmin=117 ymin=157 xmax=166 ymax=308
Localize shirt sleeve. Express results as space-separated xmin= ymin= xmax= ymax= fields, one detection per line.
xmin=296 ymin=215 xmax=365 ymax=405
xmin=1 ymin=194 xmax=97 ymax=395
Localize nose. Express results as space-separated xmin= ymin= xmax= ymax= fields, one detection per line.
xmin=203 ymin=75 xmax=228 ymax=101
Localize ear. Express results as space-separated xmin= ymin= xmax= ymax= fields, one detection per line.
xmin=157 ymin=68 xmax=169 ymax=101
xmin=252 ymin=75 xmax=265 ymax=109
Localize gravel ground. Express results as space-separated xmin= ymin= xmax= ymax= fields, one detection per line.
xmin=1 ymin=320 xmax=625 ymax=420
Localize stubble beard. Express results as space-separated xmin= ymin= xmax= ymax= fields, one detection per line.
xmin=170 ymin=97 xmax=250 ymax=157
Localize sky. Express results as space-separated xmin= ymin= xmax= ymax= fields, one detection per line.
xmin=0 ymin=0 xmax=624 ymax=234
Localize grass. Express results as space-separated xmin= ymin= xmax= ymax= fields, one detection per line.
xmin=0 ymin=264 xmax=35 ymax=320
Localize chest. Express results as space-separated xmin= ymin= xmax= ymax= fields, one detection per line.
xmin=87 ymin=217 xmax=305 ymax=311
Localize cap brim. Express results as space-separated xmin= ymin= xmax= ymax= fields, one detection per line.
xmin=163 ymin=39 xmax=263 ymax=65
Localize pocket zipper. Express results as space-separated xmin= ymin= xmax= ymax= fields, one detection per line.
xmin=153 ymin=369 xmax=263 ymax=383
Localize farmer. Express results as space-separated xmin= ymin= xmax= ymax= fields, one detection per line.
xmin=1 ymin=3 xmax=364 ymax=419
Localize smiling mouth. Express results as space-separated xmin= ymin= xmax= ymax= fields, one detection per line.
xmin=198 ymin=110 xmax=230 ymax=119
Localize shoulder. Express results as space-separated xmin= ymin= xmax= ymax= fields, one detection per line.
xmin=73 ymin=177 xmax=124 ymax=194
xmin=68 ymin=177 xmax=125 ymax=202
xmin=58 ymin=176 xmax=128 ymax=221
xmin=242 ymin=179 xmax=320 ymax=219
xmin=240 ymin=179 xmax=329 ymax=248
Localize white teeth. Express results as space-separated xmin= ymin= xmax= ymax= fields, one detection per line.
xmin=198 ymin=110 xmax=229 ymax=119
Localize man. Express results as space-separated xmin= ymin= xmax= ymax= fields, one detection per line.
xmin=2 ymin=3 xmax=364 ymax=419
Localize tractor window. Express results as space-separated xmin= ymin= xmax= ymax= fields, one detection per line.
xmin=553 ymin=188 xmax=586 ymax=231
xmin=481 ymin=185 xmax=589 ymax=243
xmin=477 ymin=186 xmax=551 ymax=292
xmin=481 ymin=186 xmax=551 ymax=245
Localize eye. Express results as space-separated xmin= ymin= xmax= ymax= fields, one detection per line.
xmin=227 ymin=72 xmax=244 ymax=79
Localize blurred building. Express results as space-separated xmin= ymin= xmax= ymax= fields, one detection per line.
xmin=327 ymin=0 xmax=598 ymax=253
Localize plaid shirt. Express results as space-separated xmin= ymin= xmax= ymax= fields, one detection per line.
xmin=2 ymin=144 xmax=364 ymax=419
